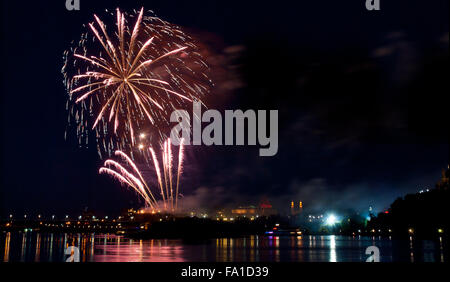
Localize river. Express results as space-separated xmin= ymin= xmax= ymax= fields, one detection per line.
xmin=0 ymin=231 xmax=446 ymax=262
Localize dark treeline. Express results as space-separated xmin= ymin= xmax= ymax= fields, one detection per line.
xmin=368 ymin=166 xmax=449 ymax=239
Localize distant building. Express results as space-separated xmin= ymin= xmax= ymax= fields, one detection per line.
xmin=230 ymin=201 xmax=278 ymax=217
xmin=290 ymin=200 xmax=303 ymax=215
xmin=259 ymin=199 xmax=277 ymax=216
xmin=231 ymin=206 xmax=257 ymax=216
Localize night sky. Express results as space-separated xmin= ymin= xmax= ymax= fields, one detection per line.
xmin=1 ymin=0 xmax=448 ymax=217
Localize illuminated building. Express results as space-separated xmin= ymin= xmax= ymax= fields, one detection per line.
xmin=259 ymin=199 xmax=277 ymax=216
xmin=290 ymin=200 xmax=303 ymax=215
xmin=258 ymin=200 xmax=278 ymax=216
xmin=231 ymin=206 xmax=257 ymax=216
xmin=230 ymin=201 xmax=277 ymax=217
xmin=232 ymin=207 xmax=255 ymax=214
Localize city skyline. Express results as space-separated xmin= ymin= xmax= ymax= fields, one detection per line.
xmin=1 ymin=0 xmax=448 ymax=219
xmin=0 ymin=0 xmax=449 ymax=267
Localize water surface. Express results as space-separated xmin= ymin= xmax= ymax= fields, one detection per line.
xmin=0 ymin=231 xmax=446 ymax=262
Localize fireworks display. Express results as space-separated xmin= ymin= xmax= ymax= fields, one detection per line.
xmin=62 ymin=8 xmax=211 ymax=158
xmin=99 ymin=138 xmax=185 ymax=212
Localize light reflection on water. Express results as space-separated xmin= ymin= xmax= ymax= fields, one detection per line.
xmin=0 ymin=231 xmax=447 ymax=262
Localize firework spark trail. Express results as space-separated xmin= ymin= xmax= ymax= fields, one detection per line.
xmin=62 ymin=7 xmax=211 ymax=158
xmin=114 ymin=150 xmax=158 ymax=205
xmin=149 ymin=147 xmax=165 ymax=209
xmin=162 ymin=141 xmax=168 ymax=208
xmin=103 ymin=159 xmax=154 ymax=208
xmin=99 ymin=139 xmax=185 ymax=212
xmin=104 ymin=160 xmax=144 ymax=192
xmin=168 ymin=138 xmax=174 ymax=210
xmin=98 ymin=167 xmax=153 ymax=209
xmin=175 ymin=138 xmax=184 ymax=209
xmin=75 ymin=8 xmax=190 ymax=134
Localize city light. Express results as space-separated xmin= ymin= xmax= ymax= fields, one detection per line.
xmin=325 ymin=214 xmax=337 ymax=226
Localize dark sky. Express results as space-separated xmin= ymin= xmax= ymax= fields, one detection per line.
xmin=1 ymin=0 xmax=449 ymax=217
